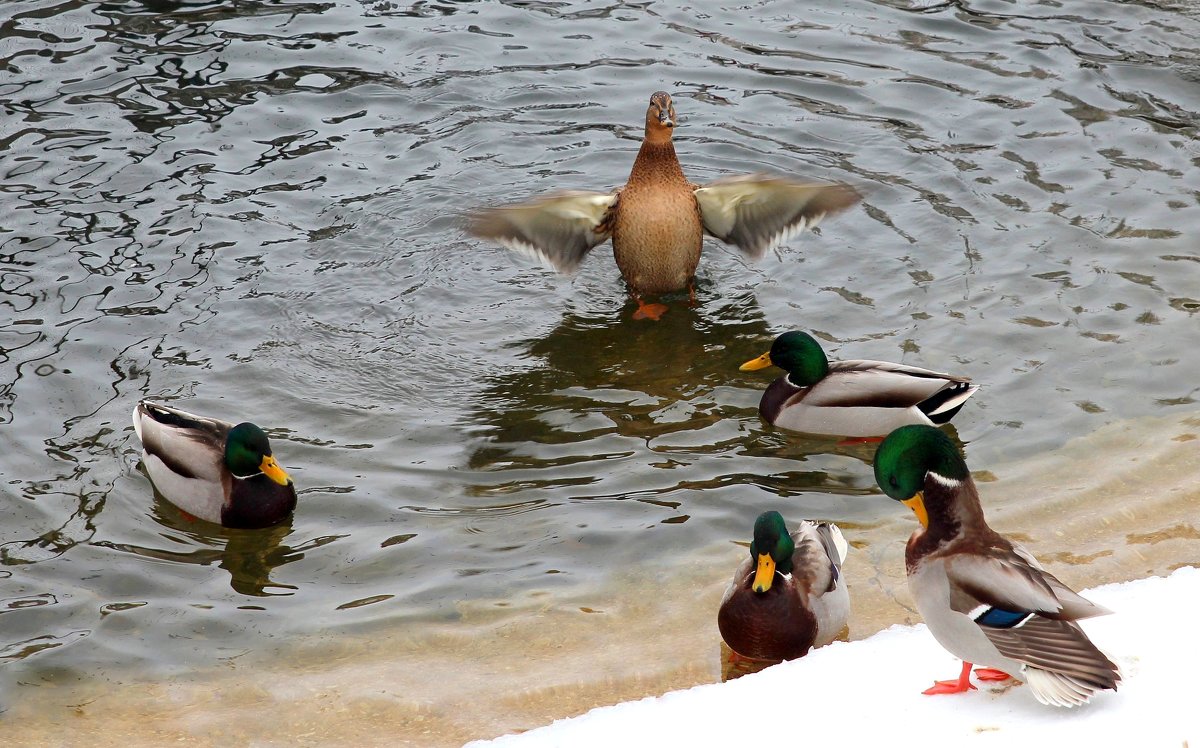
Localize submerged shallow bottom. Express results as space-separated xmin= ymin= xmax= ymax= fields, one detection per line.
xmin=6 ymin=412 xmax=1198 ymax=746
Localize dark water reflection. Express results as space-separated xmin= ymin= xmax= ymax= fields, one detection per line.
xmin=469 ymin=297 xmax=890 ymax=510
xmin=96 ymin=500 xmax=346 ymax=596
xmin=1 ymin=0 xmax=1199 ymax=740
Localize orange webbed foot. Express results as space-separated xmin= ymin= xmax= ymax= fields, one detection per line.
xmin=922 ymin=661 xmax=976 ymax=696
xmin=727 ymin=649 xmax=758 ymax=665
xmin=632 ymin=301 xmax=668 ymax=321
xmin=973 ymin=667 xmax=1012 ymax=682
xmin=923 ymin=679 xmax=978 ymax=695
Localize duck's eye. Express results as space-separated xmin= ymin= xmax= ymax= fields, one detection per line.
xmin=889 ymin=476 xmax=900 ymax=490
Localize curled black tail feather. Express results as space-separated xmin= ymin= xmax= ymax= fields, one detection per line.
xmin=919 ymin=381 xmax=978 ymax=424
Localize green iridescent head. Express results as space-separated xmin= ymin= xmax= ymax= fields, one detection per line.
xmin=740 ymin=331 xmax=830 ymax=386
xmin=225 ymin=422 xmax=291 ymax=486
xmin=873 ymin=425 xmax=968 ymax=500
xmin=873 ymin=425 xmax=969 ymax=527
xmin=748 ymin=511 xmax=794 ymax=593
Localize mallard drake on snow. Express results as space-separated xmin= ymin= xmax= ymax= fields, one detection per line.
xmin=470 ymin=92 xmax=860 ymax=320
xmin=132 ymin=400 xmax=297 ymax=529
xmin=873 ymin=425 xmax=1120 ymax=707
xmin=740 ymin=331 xmax=977 ymax=437
xmin=717 ymin=510 xmax=850 ymax=660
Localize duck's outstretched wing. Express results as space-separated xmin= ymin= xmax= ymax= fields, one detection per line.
xmin=469 ymin=191 xmax=617 ymax=273
xmin=693 ymin=176 xmax=860 ymax=260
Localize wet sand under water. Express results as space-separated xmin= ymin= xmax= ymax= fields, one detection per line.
xmin=5 ymin=412 xmax=1198 ymax=746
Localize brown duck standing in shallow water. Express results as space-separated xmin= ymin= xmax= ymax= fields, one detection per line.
xmin=469 ymin=92 xmax=861 ymax=320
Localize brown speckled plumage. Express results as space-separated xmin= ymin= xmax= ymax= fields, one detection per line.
xmin=611 ymin=135 xmax=703 ymax=293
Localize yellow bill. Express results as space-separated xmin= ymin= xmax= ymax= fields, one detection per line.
xmin=260 ymin=455 xmax=292 ymax=486
xmin=752 ymin=553 xmax=776 ymax=593
xmin=902 ymin=492 xmax=929 ymax=528
xmin=739 ymin=351 xmax=774 ymax=372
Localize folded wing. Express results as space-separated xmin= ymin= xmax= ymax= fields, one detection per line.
xmin=944 ymin=550 xmax=1120 ymax=705
xmin=805 ymin=360 xmax=973 ymax=411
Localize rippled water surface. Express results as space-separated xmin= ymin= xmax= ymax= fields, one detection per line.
xmin=2 ymin=0 xmax=1199 ymax=742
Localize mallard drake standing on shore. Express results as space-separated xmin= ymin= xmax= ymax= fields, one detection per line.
xmin=873 ymin=425 xmax=1120 ymax=707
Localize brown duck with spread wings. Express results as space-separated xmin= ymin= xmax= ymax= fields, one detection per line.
xmin=470 ymin=92 xmax=860 ymax=319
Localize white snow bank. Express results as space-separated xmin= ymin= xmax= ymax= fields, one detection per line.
xmin=470 ymin=567 xmax=1199 ymax=747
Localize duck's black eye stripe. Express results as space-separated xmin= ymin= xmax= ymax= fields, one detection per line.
xmin=974 ymin=607 xmax=1030 ymax=629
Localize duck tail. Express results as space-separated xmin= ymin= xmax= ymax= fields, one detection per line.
xmin=138 ymin=400 xmax=203 ymax=430
xmin=920 ymin=382 xmax=979 ymax=424
xmin=132 ymin=401 xmax=148 ymax=441
xmin=1023 ymin=663 xmax=1121 ymax=707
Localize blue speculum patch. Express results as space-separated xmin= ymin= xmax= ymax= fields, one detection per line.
xmin=975 ymin=607 xmax=1030 ymax=629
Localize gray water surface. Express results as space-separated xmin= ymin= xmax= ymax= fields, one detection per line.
xmin=2 ymin=0 xmax=1199 ymax=739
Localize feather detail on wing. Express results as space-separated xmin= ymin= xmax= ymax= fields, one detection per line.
xmin=803 ymin=360 xmax=974 ymax=410
xmin=946 ymin=554 xmax=1066 ymax=616
xmin=133 ymin=401 xmax=230 ymax=483
xmin=946 ymin=548 xmax=1114 ymax=624
xmin=943 ymin=551 xmax=1120 ymax=703
xmin=468 ymin=191 xmax=617 ymax=273
xmin=816 ymin=522 xmax=850 ymax=568
xmin=793 ymin=521 xmax=844 ymax=595
xmin=693 ymin=175 xmax=860 ymax=260
xmin=1009 ymin=542 xmax=1114 ymax=619
xmin=981 ymin=616 xmax=1121 ymax=696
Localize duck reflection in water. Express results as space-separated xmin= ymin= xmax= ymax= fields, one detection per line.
xmin=464 ymin=297 xmax=912 ymax=496
xmin=100 ymin=487 xmax=340 ymax=597
xmin=466 ymin=296 xmax=771 ymax=457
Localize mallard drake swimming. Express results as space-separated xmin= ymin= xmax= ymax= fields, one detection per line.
xmin=739 ymin=331 xmax=978 ymax=437
xmin=132 ymin=400 xmax=297 ymax=529
xmin=873 ymin=425 xmax=1120 ymax=707
xmin=717 ymin=511 xmax=850 ymax=661
xmin=469 ymin=91 xmax=860 ymax=320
